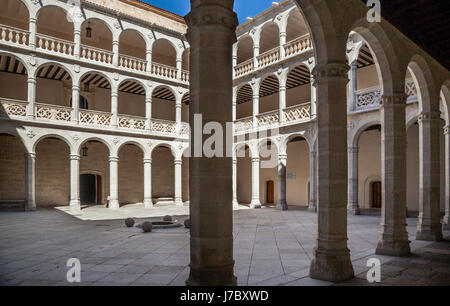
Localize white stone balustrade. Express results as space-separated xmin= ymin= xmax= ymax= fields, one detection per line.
xmin=35 ymin=103 xmax=72 ymax=122
xmin=257 ymin=47 xmax=280 ymax=69
xmin=119 ymin=54 xmax=147 ymax=72
xmin=234 ymin=59 xmax=254 ymax=77
xmin=257 ymin=110 xmax=279 ymax=127
xmin=283 ymin=103 xmax=311 ymax=122
xmin=151 ymin=62 xmax=178 ymax=80
xmin=151 ymin=119 xmax=190 ymax=135
xmin=79 ymin=109 xmax=112 ymax=127
xmin=234 ymin=116 xmax=254 ymax=132
xmin=283 ymin=34 xmax=312 ymax=58
xmin=0 ymin=98 xmax=28 ymax=118
xmin=0 ymin=25 xmax=29 ymax=46
xmin=405 ymin=78 xmax=418 ymax=101
xmin=181 ymin=70 xmax=190 ymax=82
xmin=36 ymin=33 xmax=74 ymax=56
xmin=118 ymin=114 xmax=146 ymax=130
xmin=81 ymin=45 xmax=113 ymax=64
xmin=355 ymin=86 xmax=381 ymax=111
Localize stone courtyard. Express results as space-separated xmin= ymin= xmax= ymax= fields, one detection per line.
xmin=0 ymin=208 xmax=449 ymax=286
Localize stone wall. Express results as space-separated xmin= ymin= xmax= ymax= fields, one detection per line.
xmin=0 ymin=135 xmax=25 ymax=201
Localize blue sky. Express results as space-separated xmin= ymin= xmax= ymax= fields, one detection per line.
xmin=143 ymin=0 xmax=275 ymax=24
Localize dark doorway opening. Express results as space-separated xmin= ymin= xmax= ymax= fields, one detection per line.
xmin=372 ymin=181 xmax=382 ymax=208
xmin=80 ymin=174 xmax=100 ymax=205
xmin=266 ymin=180 xmax=274 ymax=204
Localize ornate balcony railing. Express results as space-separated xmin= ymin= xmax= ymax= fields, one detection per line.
xmin=0 ymin=25 xmax=29 ymax=46
xmin=151 ymin=62 xmax=178 ymax=80
xmin=181 ymin=69 xmax=190 ymax=82
xmin=257 ymin=110 xmax=279 ymax=127
xmin=118 ymin=114 xmax=146 ymax=130
xmin=79 ymin=109 xmax=112 ymax=127
xmin=81 ymin=45 xmax=113 ymax=65
xmin=36 ymin=33 xmax=74 ymax=56
xmin=405 ymin=78 xmax=418 ymax=102
xmin=284 ymin=34 xmax=312 ymax=58
xmin=151 ymin=119 xmax=189 ymax=135
xmin=284 ymin=103 xmax=311 ymax=122
xmin=257 ymin=47 xmax=280 ymax=69
xmin=234 ymin=58 xmax=254 ymax=78
xmin=234 ymin=116 xmax=254 ymax=132
xmin=0 ymin=98 xmax=28 ymax=118
xmin=355 ymin=86 xmax=381 ymax=111
xmin=119 ymin=54 xmax=147 ymax=72
xmin=35 ymin=103 xmax=72 ymax=122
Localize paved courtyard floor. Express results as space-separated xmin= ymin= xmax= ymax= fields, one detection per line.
xmin=0 ymin=208 xmax=449 ymax=286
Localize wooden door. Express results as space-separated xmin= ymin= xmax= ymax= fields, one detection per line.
xmin=372 ymin=181 xmax=382 ymax=208
xmin=266 ymin=181 xmax=274 ymax=204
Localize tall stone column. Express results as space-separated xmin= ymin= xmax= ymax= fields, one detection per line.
xmin=112 ymin=40 xmax=119 ymax=67
xmin=74 ymin=29 xmax=81 ymax=59
xmin=250 ymin=157 xmax=262 ymax=208
xmin=232 ymin=157 xmax=239 ymax=207
xmin=444 ymin=125 xmax=450 ymax=230
xmin=145 ymin=96 xmax=152 ymax=131
xmin=174 ymin=158 xmax=183 ymax=206
xmin=176 ymin=57 xmax=183 ymax=80
xmin=143 ymin=158 xmax=153 ymax=208
xmin=348 ymin=61 xmax=357 ymax=112
xmin=310 ymin=74 xmax=317 ymax=118
xmin=252 ymin=91 xmax=259 ymax=127
xmin=308 ymin=148 xmax=317 ymax=212
xmin=146 ymin=49 xmax=152 ymax=73
xmin=29 ymin=17 xmax=37 ymax=49
xmin=277 ymin=154 xmax=288 ymax=210
xmin=279 ymin=31 xmax=286 ymax=59
xmin=111 ymin=87 xmax=118 ymax=128
xmin=72 ymin=85 xmax=80 ymax=124
xmin=185 ymin=0 xmax=238 ymax=286
xmin=348 ymin=146 xmax=360 ymax=215
xmin=309 ymin=62 xmax=354 ymax=282
xmin=279 ymin=77 xmax=287 ymax=123
xmin=27 ymin=76 xmax=36 ymax=119
xmin=109 ymin=156 xmax=119 ymax=209
xmin=69 ymin=154 xmax=80 ymax=211
xmin=253 ymin=43 xmax=259 ymax=68
xmin=24 ymin=152 xmax=36 ymax=211
xmin=416 ymin=111 xmax=443 ymax=241
xmin=375 ymin=93 xmax=411 ymax=256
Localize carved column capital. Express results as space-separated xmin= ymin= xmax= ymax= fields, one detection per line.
xmin=312 ymin=62 xmax=349 ymax=86
xmin=380 ymin=93 xmax=407 ymax=106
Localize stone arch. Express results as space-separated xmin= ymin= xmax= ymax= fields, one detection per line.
xmin=117 ymin=140 xmax=147 ymax=157
xmin=286 ymin=6 xmax=309 ymax=42
xmin=0 ymin=0 xmax=30 ymax=30
xmin=81 ymin=18 xmax=114 ymax=51
xmin=236 ymin=35 xmax=254 ymax=65
xmin=259 ymin=21 xmax=280 ymax=54
xmin=441 ymin=80 xmax=450 ymax=124
xmin=36 ymin=4 xmax=74 ymax=42
xmin=0 ymin=52 xmax=30 ymax=101
xmin=119 ymin=28 xmax=148 ymax=60
xmin=350 ymin=119 xmax=382 ymax=148
xmin=35 ymin=61 xmax=75 ymax=81
xmin=32 ymin=133 xmax=73 ymax=153
xmin=77 ymin=137 xmax=112 ymax=156
xmin=152 ymin=38 xmax=177 ymax=68
xmin=282 ymin=133 xmax=311 ymax=154
xmin=150 ymin=142 xmax=176 ymax=158
xmin=235 ymin=142 xmax=253 ymax=158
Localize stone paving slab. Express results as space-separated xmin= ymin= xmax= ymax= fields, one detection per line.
xmin=0 ymin=208 xmax=449 ymax=286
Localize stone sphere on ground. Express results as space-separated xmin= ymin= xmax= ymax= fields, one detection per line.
xmin=163 ymin=215 xmax=172 ymax=222
xmin=184 ymin=218 xmax=191 ymax=228
xmin=125 ymin=218 xmax=135 ymax=228
xmin=142 ymin=221 xmax=153 ymax=233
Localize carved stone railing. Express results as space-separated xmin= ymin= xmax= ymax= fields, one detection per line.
xmin=0 ymin=98 xmax=28 ymax=118
xmin=81 ymin=45 xmax=113 ymax=64
xmin=119 ymin=54 xmax=147 ymax=72
xmin=284 ymin=34 xmax=312 ymax=58
xmin=151 ymin=62 xmax=178 ymax=80
xmin=79 ymin=109 xmax=112 ymax=127
xmin=355 ymin=86 xmax=381 ymax=111
xmin=257 ymin=110 xmax=279 ymax=127
xmin=35 ymin=103 xmax=72 ymax=122
xmin=0 ymin=25 xmax=29 ymax=46
xmin=118 ymin=114 xmax=146 ymax=130
xmin=234 ymin=116 xmax=253 ymax=131
xmin=151 ymin=119 xmax=189 ymax=135
xmin=181 ymin=69 xmax=190 ymax=82
xmin=284 ymin=103 xmax=311 ymax=122
xmin=36 ymin=33 xmax=74 ymax=56
xmin=234 ymin=58 xmax=254 ymax=78
xmin=405 ymin=78 xmax=418 ymax=102
xmin=257 ymin=47 xmax=280 ymax=69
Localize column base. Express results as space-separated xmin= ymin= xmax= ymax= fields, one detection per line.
xmin=276 ymin=201 xmax=288 ymax=211
xmin=308 ymin=206 xmax=317 ymax=213
xmin=109 ymin=199 xmax=120 ymax=209
xmin=347 ymin=207 xmax=361 ymax=215
xmin=250 ymin=200 xmax=261 ymax=209
xmin=143 ymin=199 xmax=153 ymax=208
xmin=175 ymin=200 xmax=184 ymax=207
xmin=24 ymin=204 xmax=36 ymax=212
xmin=69 ymin=200 xmax=81 ymax=212
xmin=375 ymin=239 xmax=411 ymax=257
xmin=232 ymin=199 xmax=239 ymax=208
xmin=416 ymin=226 xmax=443 ymax=241
xmin=309 ymin=248 xmax=354 ymax=282
xmin=186 ymin=264 xmax=237 ymax=286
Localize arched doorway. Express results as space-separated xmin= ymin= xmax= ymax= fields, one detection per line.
xmin=371 ymin=181 xmax=382 ymax=208
xmin=80 ymin=173 xmax=102 ymax=205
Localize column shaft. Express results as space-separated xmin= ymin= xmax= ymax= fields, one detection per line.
xmin=347 ymin=146 xmax=360 ymax=214
xmin=24 ymin=153 xmax=36 ymax=211
xmin=27 ymin=77 xmax=36 ymax=119
xmin=252 ymin=93 xmax=259 ymax=127
xmin=444 ymin=126 xmax=450 ymax=230
xmin=74 ymin=29 xmax=81 ymax=59
xmin=250 ymin=157 xmax=261 ymax=208
xmin=279 ymin=83 xmax=286 ymax=123
xmin=72 ymin=85 xmax=80 ymax=124
xmin=416 ymin=111 xmax=443 ymax=241
xmin=232 ymin=158 xmax=239 ymax=207
xmin=308 ymin=149 xmax=317 ymax=212
xmin=145 ymin=97 xmax=152 ymax=131
xmin=111 ymin=89 xmax=118 ymax=128
xmin=174 ymin=159 xmax=183 ymax=206
xmin=185 ymin=1 xmax=238 ymax=285
xmin=113 ymin=40 xmax=119 ymax=67
xmin=146 ymin=50 xmax=152 ymax=73
xmin=69 ymin=154 xmax=80 ymax=210
xmin=109 ymin=156 xmax=119 ymax=209
xmin=143 ymin=158 xmax=153 ymax=208
xmin=349 ymin=61 xmax=357 ymax=112
xmin=376 ymin=94 xmax=411 ymax=256
xmin=277 ymin=155 xmax=288 ymax=210
xmin=29 ymin=18 xmax=37 ymax=49
xmin=309 ymin=62 xmax=354 ymax=282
